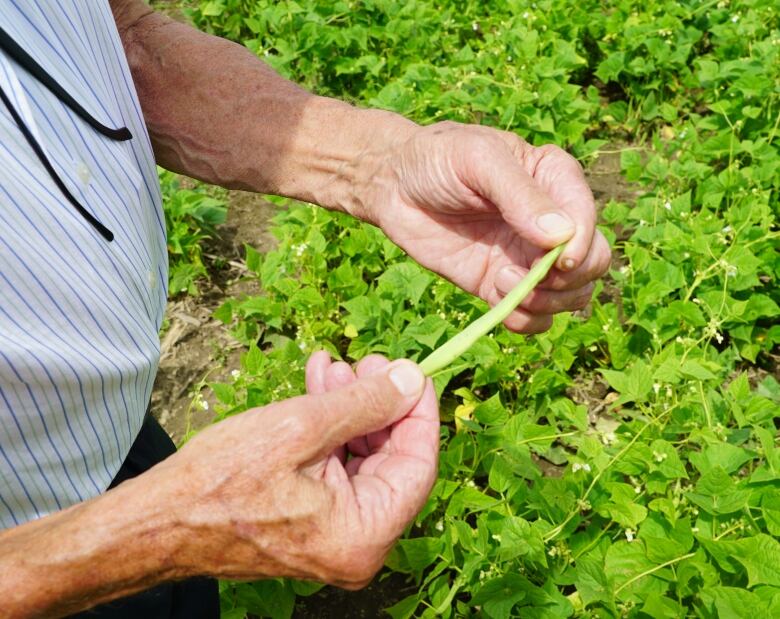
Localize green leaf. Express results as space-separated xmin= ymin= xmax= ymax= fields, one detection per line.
xmin=719 ymin=535 xmax=780 ymax=587
xmin=689 ymin=443 xmax=755 ymax=475
xmin=679 ymin=359 xmax=718 ymax=381
xmin=574 ymin=544 xmax=613 ymax=606
xmin=700 ymin=586 xmax=773 ymax=619
xmin=471 ymin=574 xmax=527 ymax=619
xmin=604 ymin=540 xmax=666 ymax=600
xmin=687 ymin=466 xmax=750 ymax=515
xmin=598 ymin=483 xmax=648 ymax=529
xmin=600 ymin=360 xmax=653 ymax=405
xmin=638 ymin=513 xmax=693 ymax=563
xmin=210 ymin=382 xmax=235 ymax=405
xmin=385 ymin=593 xmax=421 ymax=619
xmin=397 ymin=537 xmax=444 ymax=572
xmin=498 ymin=516 xmax=546 ymax=565
xmin=473 ymin=394 xmax=508 ymax=426
xmin=648 ymin=439 xmax=687 ymax=480
xmin=762 ymin=494 xmax=780 ymax=536
xmin=403 ymin=315 xmax=450 ymax=349
xmin=640 ymin=593 xmax=686 ymax=618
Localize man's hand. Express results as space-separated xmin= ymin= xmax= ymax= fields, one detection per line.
xmin=0 ymin=357 xmax=437 ymax=617
xmin=349 ymin=122 xmax=612 ymax=334
xmin=158 ymin=356 xmax=438 ymax=588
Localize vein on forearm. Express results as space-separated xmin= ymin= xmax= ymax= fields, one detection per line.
xmin=110 ymin=0 xmax=417 ymax=214
xmin=115 ymin=4 xmax=309 ymax=189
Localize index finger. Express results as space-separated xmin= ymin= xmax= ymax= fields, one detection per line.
xmin=530 ymin=146 xmax=598 ymax=272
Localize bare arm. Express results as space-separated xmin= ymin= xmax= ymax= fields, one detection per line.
xmin=111 ymin=0 xmax=609 ymax=335
xmin=0 ymin=360 xmax=433 ymax=618
xmin=110 ymin=0 xmax=414 ymax=218
xmin=0 ymin=467 xmax=186 ymax=618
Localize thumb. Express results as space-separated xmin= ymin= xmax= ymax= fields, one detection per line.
xmin=292 ymin=360 xmax=426 ymax=462
xmin=467 ymin=146 xmax=576 ymax=250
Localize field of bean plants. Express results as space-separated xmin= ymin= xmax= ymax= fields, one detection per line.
xmin=159 ymin=0 xmax=779 ymax=617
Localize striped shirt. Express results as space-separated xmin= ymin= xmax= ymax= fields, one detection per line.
xmin=0 ymin=1 xmax=167 ymax=529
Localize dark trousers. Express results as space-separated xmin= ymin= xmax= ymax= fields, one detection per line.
xmin=68 ymin=414 xmax=220 ymax=619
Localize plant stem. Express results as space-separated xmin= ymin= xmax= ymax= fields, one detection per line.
xmin=614 ymin=552 xmax=695 ymax=596
xmin=419 ymin=244 xmax=565 ymax=376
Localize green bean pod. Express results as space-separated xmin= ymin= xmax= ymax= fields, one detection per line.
xmin=419 ymin=244 xmax=566 ymax=376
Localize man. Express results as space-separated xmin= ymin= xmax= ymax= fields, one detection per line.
xmin=0 ymin=1 xmax=610 ymax=617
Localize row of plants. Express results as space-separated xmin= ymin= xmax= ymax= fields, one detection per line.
xmin=161 ymin=0 xmax=779 ymax=616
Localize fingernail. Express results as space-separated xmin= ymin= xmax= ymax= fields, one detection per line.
xmin=536 ymin=212 xmax=575 ymax=237
xmin=387 ymin=360 xmax=425 ymax=397
xmin=495 ymin=265 xmax=526 ymax=295
xmin=560 ymin=257 xmax=577 ymax=271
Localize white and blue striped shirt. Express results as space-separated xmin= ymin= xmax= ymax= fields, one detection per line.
xmin=0 ymin=1 xmax=167 ymax=529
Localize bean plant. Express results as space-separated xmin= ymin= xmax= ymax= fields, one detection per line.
xmin=176 ymin=0 xmax=780 ymax=617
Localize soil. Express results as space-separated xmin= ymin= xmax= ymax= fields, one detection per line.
xmin=294 ymin=573 xmax=417 ymax=618
xmin=150 ymin=190 xmax=276 ymax=443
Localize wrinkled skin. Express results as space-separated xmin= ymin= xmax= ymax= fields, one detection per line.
xmin=358 ymin=122 xmax=612 ymax=334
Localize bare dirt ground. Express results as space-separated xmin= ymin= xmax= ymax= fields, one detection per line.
xmin=151 ymin=191 xmax=276 ymax=443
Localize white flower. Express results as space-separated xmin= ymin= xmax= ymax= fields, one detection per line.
xmin=625 ymin=529 xmax=635 ymax=542
xmin=434 ymin=520 xmax=444 ymax=532
xmin=653 ymin=451 xmax=668 ymax=463
xmin=653 ymin=383 xmax=661 ymax=395
xmin=664 ymin=201 xmax=672 ymax=211
xmin=231 ymin=369 xmax=241 ymax=379
xmin=731 ymin=14 xmax=739 ymax=22
xmin=472 ymin=22 xmax=479 ymax=30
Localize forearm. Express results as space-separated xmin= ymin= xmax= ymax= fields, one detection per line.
xmin=111 ymin=0 xmax=416 ymax=216
xmin=0 ymin=469 xmax=184 ymax=618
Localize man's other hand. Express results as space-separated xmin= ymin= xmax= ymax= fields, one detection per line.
xmin=351 ymin=121 xmax=612 ymax=334
xmin=158 ymin=354 xmax=438 ymax=588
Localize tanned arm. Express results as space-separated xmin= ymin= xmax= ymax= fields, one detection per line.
xmin=0 ymin=466 xmax=187 ymax=618
xmin=111 ymin=0 xmax=415 ymax=221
